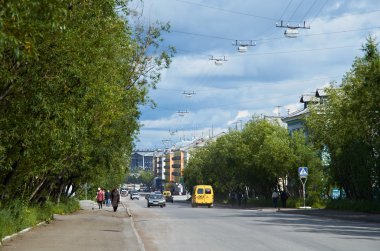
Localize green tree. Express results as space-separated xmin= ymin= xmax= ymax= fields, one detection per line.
xmin=307 ymin=36 xmax=380 ymax=200
xmin=0 ymin=0 xmax=174 ymax=204
xmin=184 ymin=117 xmax=321 ymax=200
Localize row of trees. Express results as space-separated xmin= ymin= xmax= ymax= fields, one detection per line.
xmin=184 ymin=37 xmax=379 ymax=202
xmin=184 ymin=119 xmax=323 ymax=200
xmin=0 ymin=0 xmax=173 ymax=204
xmin=307 ymin=36 xmax=380 ymax=201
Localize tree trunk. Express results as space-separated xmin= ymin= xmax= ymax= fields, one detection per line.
xmin=28 ymin=177 xmax=47 ymax=202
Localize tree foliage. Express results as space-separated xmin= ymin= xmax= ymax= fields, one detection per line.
xmin=0 ymin=0 xmax=173 ymax=204
xmin=184 ymin=118 xmax=322 ymax=199
xmin=307 ymin=36 xmax=380 ymax=200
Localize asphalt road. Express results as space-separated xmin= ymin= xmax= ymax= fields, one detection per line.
xmin=1 ymin=197 xmax=379 ymax=251
xmin=127 ymin=197 xmax=380 ymax=251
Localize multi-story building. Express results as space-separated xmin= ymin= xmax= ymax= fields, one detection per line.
xmin=130 ymin=151 xmax=154 ymax=170
xmin=163 ymin=151 xmax=174 ymax=183
xmin=171 ymin=150 xmax=186 ymax=184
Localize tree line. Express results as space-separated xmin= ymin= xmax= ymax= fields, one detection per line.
xmin=184 ymin=37 xmax=380 ymax=202
xmin=0 ymin=0 xmax=173 ymax=204
xmin=184 ymin=119 xmax=323 ymax=200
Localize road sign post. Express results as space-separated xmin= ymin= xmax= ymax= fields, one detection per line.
xmin=298 ymin=167 xmax=308 ymax=208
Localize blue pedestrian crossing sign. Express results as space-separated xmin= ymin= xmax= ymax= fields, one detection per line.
xmin=298 ymin=167 xmax=308 ymax=178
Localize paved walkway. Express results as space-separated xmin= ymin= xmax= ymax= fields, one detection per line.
xmin=0 ymin=201 xmax=143 ymax=251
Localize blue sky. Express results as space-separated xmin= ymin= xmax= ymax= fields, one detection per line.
xmin=132 ymin=0 xmax=380 ymax=150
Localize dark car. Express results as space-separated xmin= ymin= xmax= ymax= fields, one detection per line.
xmin=147 ymin=194 xmax=166 ymax=208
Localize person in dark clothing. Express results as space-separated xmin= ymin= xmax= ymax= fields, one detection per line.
xmin=280 ymin=190 xmax=289 ymax=208
xmin=242 ymin=193 xmax=248 ymax=207
xmin=237 ymin=192 xmax=242 ymax=206
xmin=105 ymin=190 xmax=111 ymax=207
xmin=110 ymin=188 xmax=120 ymax=212
xmin=230 ymin=191 xmax=236 ymax=206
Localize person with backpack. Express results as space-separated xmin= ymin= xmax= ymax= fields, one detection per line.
xmin=96 ymin=188 xmax=105 ymax=209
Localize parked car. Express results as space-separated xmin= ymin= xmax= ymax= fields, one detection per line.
xmin=147 ymin=194 xmax=166 ymax=208
xmin=163 ymin=191 xmax=173 ymax=203
xmin=130 ymin=191 xmax=140 ymax=200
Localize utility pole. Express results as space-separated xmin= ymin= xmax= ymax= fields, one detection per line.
xmin=275 ymin=105 xmax=282 ymax=116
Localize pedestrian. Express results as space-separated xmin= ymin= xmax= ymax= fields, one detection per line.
xmin=96 ymin=188 xmax=104 ymax=209
xmin=237 ymin=192 xmax=242 ymax=206
xmin=105 ymin=190 xmax=111 ymax=207
xmin=281 ymin=190 xmax=289 ymax=208
xmin=242 ymin=192 xmax=248 ymax=208
xmin=230 ymin=191 xmax=236 ymax=206
xmin=110 ymin=188 xmax=120 ymax=212
xmin=271 ymin=190 xmax=279 ymax=208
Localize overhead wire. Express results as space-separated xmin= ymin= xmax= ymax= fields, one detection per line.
xmin=172 ymin=0 xmax=277 ymax=21
xmin=301 ymin=0 xmax=319 ymax=21
xmin=288 ymin=0 xmax=305 ymax=22
xmin=168 ymin=26 xmax=380 ymax=53
xmin=137 ymin=0 xmax=376 ymax=146
xmin=309 ymin=0 xmax=329 ymax=25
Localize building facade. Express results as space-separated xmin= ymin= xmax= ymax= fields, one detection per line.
xmin=130 ymin=151 xmax=154 ymax=171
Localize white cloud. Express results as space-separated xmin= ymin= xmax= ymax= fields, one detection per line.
xmin=134 ymin=0 xmax=380 ymax=148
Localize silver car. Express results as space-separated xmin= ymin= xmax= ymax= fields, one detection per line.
xmin=147 ymin=194 xmax=166 ymax=208
xmin=130 ymin=191 xmax=140 ymax=200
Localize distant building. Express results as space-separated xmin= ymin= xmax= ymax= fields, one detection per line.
xmin=130 ymin=151 xmax=154 ymax=170
xmin=281 ymin=89 xmax=328 ymax=134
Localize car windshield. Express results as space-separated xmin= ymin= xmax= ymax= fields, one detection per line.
xmin=150 ymin=195 xmax=163 ymax=199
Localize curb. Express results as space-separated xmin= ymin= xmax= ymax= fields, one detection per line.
xmin=127 ymin=208 xmax=145 ymax=251
xmin=0 ymin=221 xmax=46 ymax=246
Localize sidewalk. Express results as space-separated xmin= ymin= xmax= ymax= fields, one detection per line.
xmin=0 ymin=200 xmax=143 ymax=251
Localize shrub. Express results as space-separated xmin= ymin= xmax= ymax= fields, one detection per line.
xmin=326 ymin=199 xmax=380 ymax=213
xmin=0 ymin=198 xmax=80 ymax=240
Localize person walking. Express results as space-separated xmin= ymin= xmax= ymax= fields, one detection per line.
xmin=242 ymin=192 xmax=248 ymax=208
xmin=281 ymin=190 xmax=289 ymax=208
xmin=110 ymin=188 xmax=120 ymax=212
xmin=105 ymin=190 xmax=111 ymax=207
xmin=96 ymin=188 xmax=104 ymax=209
xmin=272 ymin=190 xmax=279 ymax=208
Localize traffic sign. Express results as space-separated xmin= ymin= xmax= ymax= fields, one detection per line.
xmin=298 ymin=167 xmax=308 ymax=178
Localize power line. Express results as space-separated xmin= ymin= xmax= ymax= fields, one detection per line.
xmin=301 ymin=0 xmax=319 ymax=21
xmin=170 ymin=26 xmax=380 ymax=43
xmin=279 ymin=0 xmax=294 ymax=21
xmin=288 ymin=0 xmax=305 ymax=22
xmin=309 ymin=0 xmax=329 ymax=25
xmin=173 ymin=0 xmax=277 ymax=21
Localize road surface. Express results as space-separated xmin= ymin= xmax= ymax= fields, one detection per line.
xmin=127 ymin=196 xmax=380 ymax=251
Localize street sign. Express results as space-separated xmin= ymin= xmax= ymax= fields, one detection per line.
xmin=298 ymin=167 xmax=308 ymax=208
xmin=298 ymin=167 xmax=308 ymax=178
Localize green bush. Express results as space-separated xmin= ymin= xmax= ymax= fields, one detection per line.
xmin=326 ymin=199 xmax=380 ymax=213
xmin=0 ymin=198 xmax=80 ymax=240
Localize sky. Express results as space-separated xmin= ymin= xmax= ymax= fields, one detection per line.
xmin=131 ymin=0 xmax=380 ymax=150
